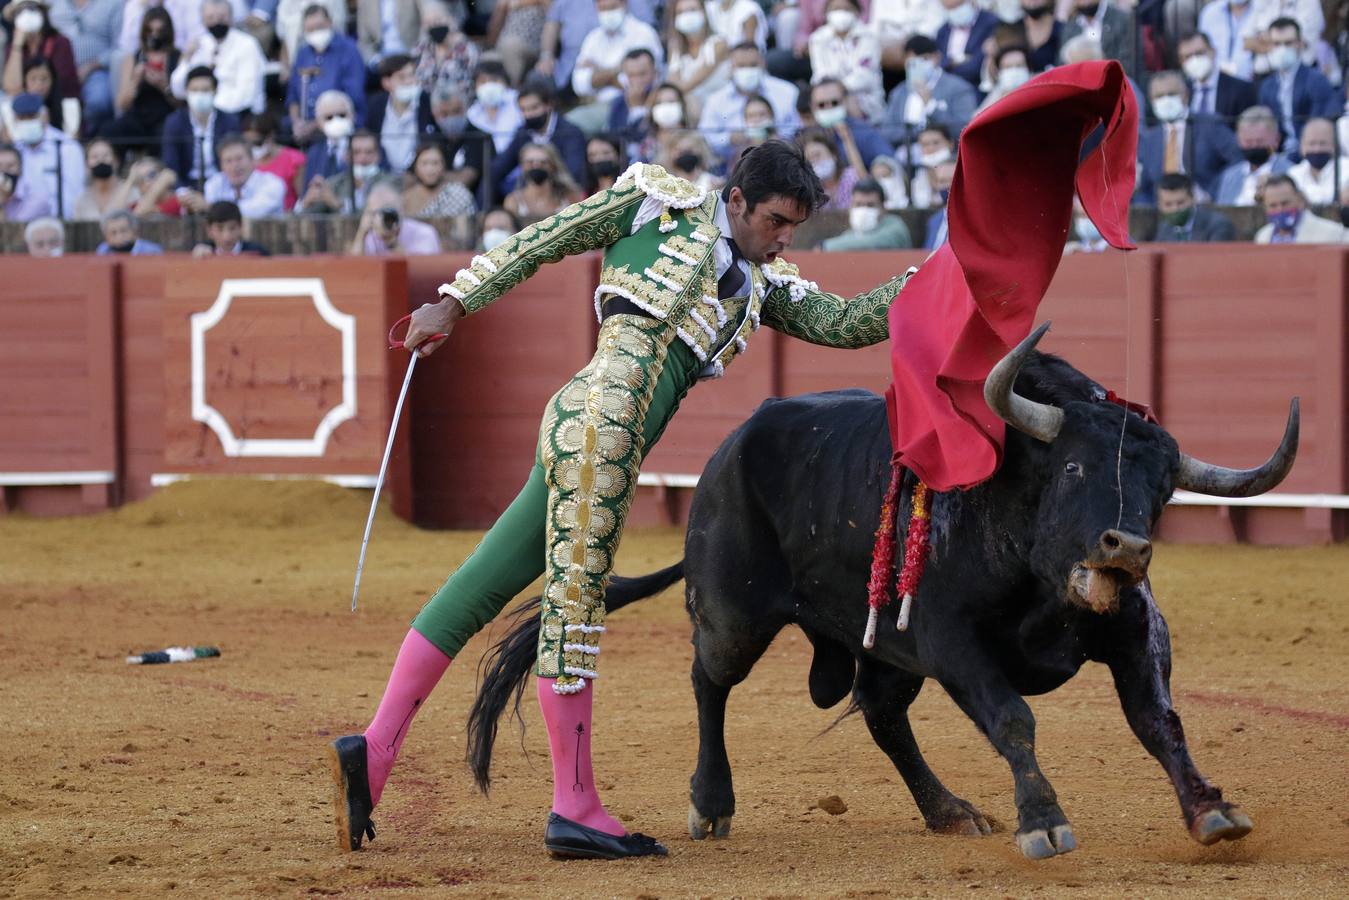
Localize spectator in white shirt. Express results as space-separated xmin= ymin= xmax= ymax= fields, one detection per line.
xmin=170 ymin=0 xmax=267 ymax=115
xmin=1287 ymin=117 xmax=1349 ymax=206
xmin=706 ymin=0 xmax=768 ymax=53
xmin=808 ymin=0 xmax=884 ymax=121
xmin=666 ymin=0 xmax=731 ymax=105
xmin=8 ymin=92 xmax=84 ymax=219
xmin=1240 ymin=0 xmax=1324 ymax=76
xmin=571 ymin=0 xmax=663 ymax=107
xmin=467 ymin=60 xmax=523 ymax=154
xmin=1198 ymin=0 xmax=1256 ymax=79
xmin=186 ymin=135 xmax=287 ymax=218
xmin=698 ymin=42 xmax=801 ymax=152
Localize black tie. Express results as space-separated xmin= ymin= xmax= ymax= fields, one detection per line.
xmin=717 ymin=238 xmax=746 ymax=300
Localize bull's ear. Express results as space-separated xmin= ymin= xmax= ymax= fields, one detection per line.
xmin=805 ymin=630 xmax=855 ymax=710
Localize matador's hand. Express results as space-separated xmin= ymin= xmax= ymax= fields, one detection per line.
xmin=405 ymin=297 xmax=463 ymax=357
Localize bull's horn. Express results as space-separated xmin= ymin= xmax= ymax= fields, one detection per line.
xmin=983 ymin=321 xmax=1065 ymax=444
xmin=1175 ymin=398 xmax=1300 ymax=498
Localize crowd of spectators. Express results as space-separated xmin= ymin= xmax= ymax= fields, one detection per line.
xmin=7 ymin=0 xmax=1349 ymax=259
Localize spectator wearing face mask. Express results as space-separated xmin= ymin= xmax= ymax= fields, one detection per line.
xmin=1255 ymin=173 xmax=1346 ymax=243
xmin=272 ymin=0 xmax=348 ymax=63
xmin=161 ymin=67 xmax=240 ymax=188
xmin=822 ymin=178 xmax=913 ymax=250
xmin=0 ymin=142 xmax=53 ymax=222
xmin=105 ymin=8 xmax=181 ymax=159
xmin=933 ymin=0 xmax=998 ymax=90
xmin=922 ymin=159 xmax=955 ymax=249
xmin=24 ymin=215 xmax=65 ymax=257
xmin=95 ymin=210 xmax=163 ymax=255
xmin=367 ymin=54 xmax=442 ymax=174
xmin=1254 ymin=18 xmax=1338 ymax=152
xmin=468 ymin=61 xmax=523 ymax=154
xmin=881 ymin=35 xmax=977 ymax=148
xmin=484 ymin=0 xmax=542 ymax=86
xmin=977 ymin=45 xmax=1033 ymax=113
xmin=298 ymin=129 xmax=387 ymax=213
xmin=243 ymin=112 xmax=306 ymax=211
xmin=170 ymin=0 xmax=266 ymax=116
xmin=303 ymin=90 xmax=359 ymax=187
xmin=1060 ymin=0 xmax=1135 ymax=79
xmin=46 ymin=0 xmax=122 ymax=136
xmin=192 ymin=200 xmax=270 ymax=257
xmin=867 ymin=154 xmax=910 ymax=209
xmin=663 ymin=131 xmax=721 ymax=191
xmin=1177 ymin=31 xmax=1256 ymax=126
xmin=908 ymin=124 xmax=954 ymax=208
xmin=666 ymin=0 xmax=731 ymax=105
xmin=1213 ymin=105 xmax=1294 ymax=204
xmin=605 ymin=48 xmax=658 ymax=154
xmin=634 ymin=82 xmax=688 ymax=163
xmin=807 ymin=0 xmax=883 ymax=122
xmin=571 ymin=0 xmax=663 ymax=126
xmin=350 ymin=178 xmax=442 ymax=256
xmin=1241 ymin=0 xmax=1324 ymax=77
xmin=8 ymin=92 xmax=84 ymax=218
xmin=1135 ymin=70 xmax=1242 ymax=205
xmin=1150 ymin=173 xmax=1236 ymax=242
xmin=73 ymin=138 xmax=138 ymax=220
xmin=479 ymin=206 xmax=519 ymax=252
xmin=799 ymin=127 xmax=857 ymax=210
xmin=699 ymin=42 xmax=801 ymax=152
xmin=418 ymin=1 xmax=480 ymax=93
xmin=2 ymin=1 xmax=79 ymax=111
xmin=502 ymin=140 xmax=583 ymax=217
xmin=490 ymin=77 xmax=588 ymax=196
xmin=808 ymin=79 xmax=891 ymax=169
xmin=288 ymin=4 xmax=367 ymax=146
xmin=402 ymin=142 xmax=477 ymax=218
xmin=1285 ymin=117 xmax=1349 ymax=206
xmin=584 ymin=134 xmax=624 ymax=195
xmin=1019 ymin=0 xmax=1062 ymax=72
xmin=534 ymin=0 xmax=657 ymax=92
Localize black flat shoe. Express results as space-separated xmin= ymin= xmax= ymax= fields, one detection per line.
xmin=328 ymin=735 xmax=376 ymax=852
xmin=544 ymin=812 xmax=668 ymax=860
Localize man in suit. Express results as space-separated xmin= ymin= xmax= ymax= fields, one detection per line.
xmin=1255 ymin=174 xmax=1347 ymax=243
xmin=191 ymin=200 xmax=271 ymax=256
xmin=303 ymin=90 xmax=358 ymax=189
xmin=1214 ymin=104 xmax=1294 ymax=204
xmin=934 ymin=0 xmax=999 ymax=89
xmin=881 ymin=35 xmax=978 ymax=147
xmin=1177 ymin=31 xmax=1255 ymax=129
xmin=1151 ymin=173 xmax=1236 ymax=241
xmin=1061 ymin=0 xmax=1134 ymax=78
xmin=357 ymin=0 xmax=421 ymax=64
xmin=1256 ymin=17 xmax=1342 ymax=152
xmin=1135 ymin=70 xmax=1242 ymax=205
xmin=923 ymin=159 xmax=955 ymax=249
xmin=489 ymin=76 xmax=588 ymax=196
xmin=161 ymin=66 xmax=241 ymax=189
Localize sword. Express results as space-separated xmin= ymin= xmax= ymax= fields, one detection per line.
xmin=351 ymin=314 xmax=446 ymax=612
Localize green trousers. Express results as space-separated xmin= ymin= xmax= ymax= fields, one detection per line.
xmin=411 ymin=315 xmax=701 ymax=691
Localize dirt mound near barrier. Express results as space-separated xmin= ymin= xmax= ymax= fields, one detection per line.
xmin=113 ymin=479 xmax=398 ymax=531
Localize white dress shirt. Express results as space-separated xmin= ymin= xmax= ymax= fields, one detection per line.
xmin=1198 ymin=0 xmax=1254 ymax=79
xmin=808 ymin=22 xmax=884 ymax=117
xmin=171 ymin=28 xmax=267 ymax=114
xmin=705 ymin=0 xmax=767 ymax=52
xmin=571 ymin=16 xmax=664 ymax=102
xmin=468 ymin=90 xmax=523 ymax=153
xmin=1288 ymin=156 xmax=1349 ymax=205
xmin=204 ymin=168 xmax=287 ymax=217
xmin=697 ymin=76 xmax=802 ymax=151
xmin=17 ymin=125 xmax=86 ymax=220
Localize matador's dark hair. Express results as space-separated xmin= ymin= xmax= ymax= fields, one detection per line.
xmin=721 ymin=138 xmax=829 ymax=213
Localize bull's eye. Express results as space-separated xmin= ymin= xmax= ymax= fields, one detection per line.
xmin=1065 ymin=461 xmax=1082 ymax=476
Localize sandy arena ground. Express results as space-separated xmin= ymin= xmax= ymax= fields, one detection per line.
xmin=3 ymin=481 xmax=1348 ymax=898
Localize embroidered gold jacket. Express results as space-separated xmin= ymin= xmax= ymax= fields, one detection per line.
xmin=438 ymin=163 xmax=908 ymax=378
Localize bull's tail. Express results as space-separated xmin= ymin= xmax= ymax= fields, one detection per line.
xmin=466 ymin=561 xmax=686 ymax=794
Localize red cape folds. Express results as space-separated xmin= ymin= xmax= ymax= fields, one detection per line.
xmin=885 ymin=60 xmax=1138 ymax=491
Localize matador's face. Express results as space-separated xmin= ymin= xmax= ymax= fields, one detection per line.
xmin=725 ymin=187 xmax=809 ymax=265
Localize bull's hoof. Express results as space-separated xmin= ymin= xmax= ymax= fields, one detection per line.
xmin=687 ymin=804 xmax=732 ymax=841
xmin=1015 ymin=824 xmax=1077 ymax=860
xmin=926 ymin=797 xmax=994 ymax=836
xmin=1191 ymin=806 xmax=1253 ymax=845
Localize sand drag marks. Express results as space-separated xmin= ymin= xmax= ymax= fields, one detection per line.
xmin=2 ymin=482 xmax=1348 ymax=897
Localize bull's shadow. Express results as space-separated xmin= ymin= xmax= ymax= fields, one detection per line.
xmin=468 ymin=324 xmax=1298 ymax=861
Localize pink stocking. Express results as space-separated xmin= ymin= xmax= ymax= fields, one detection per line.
xmin=362 ymin=629 xmax=452 ymax=806
xmin=536 ymin=677 xmax=626 ymax=836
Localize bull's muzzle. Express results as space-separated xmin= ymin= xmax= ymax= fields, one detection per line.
xmin=1068 ymin=529 xmax=1151 ymax=614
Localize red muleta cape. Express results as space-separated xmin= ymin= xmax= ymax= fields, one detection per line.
xmin=886 ymin=60 xmax=1139 ymax=491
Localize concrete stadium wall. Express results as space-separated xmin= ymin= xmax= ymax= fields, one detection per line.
xmin=0 ymin=246 xmax=1343 ymax=543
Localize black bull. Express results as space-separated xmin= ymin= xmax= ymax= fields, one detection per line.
xmin=467 ymin=325 xmax=1299 ymax=861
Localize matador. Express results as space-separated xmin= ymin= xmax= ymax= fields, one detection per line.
xmin=329 ymin=140 xmax=912 ymax=859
